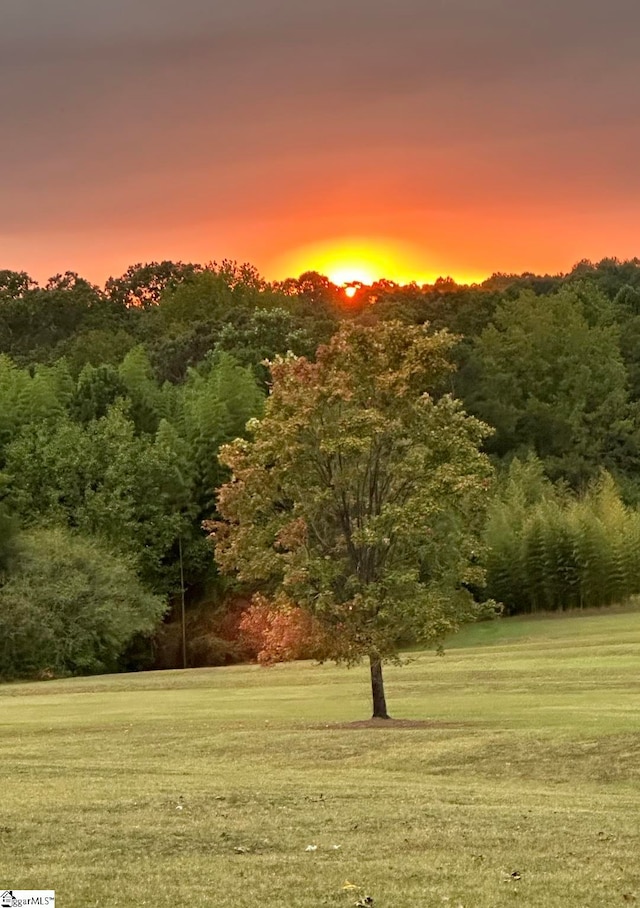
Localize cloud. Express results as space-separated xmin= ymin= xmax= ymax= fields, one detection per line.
xmin=2 ymin=0 xmax=640 ymax=280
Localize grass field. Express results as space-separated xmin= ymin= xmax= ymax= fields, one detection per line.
xmin=2 ymin=608 xmax=640 ymax=907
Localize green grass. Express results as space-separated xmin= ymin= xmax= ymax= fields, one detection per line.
xmin=2 ymin=608 xmax=640 ymax=907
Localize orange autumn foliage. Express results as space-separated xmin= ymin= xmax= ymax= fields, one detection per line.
xmin=238 ymin=594 xmax=325 ymax=665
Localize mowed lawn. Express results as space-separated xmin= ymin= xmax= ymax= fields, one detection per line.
xmin=2 ymin=609 xmax=640 ymax=908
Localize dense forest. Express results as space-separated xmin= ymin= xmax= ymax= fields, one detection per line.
xmin=3 ymin=256 xmax=640 ymax=679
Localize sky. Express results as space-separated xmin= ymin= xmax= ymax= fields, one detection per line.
xmin=2 ymin=0 xmax=640 ymax=286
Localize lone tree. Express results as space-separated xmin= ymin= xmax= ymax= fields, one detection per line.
xmin=212 ymin=321 xmax=494 ymax=719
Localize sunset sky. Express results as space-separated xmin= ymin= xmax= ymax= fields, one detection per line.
xmin=2 ymin=0 xmax=640 ymax=286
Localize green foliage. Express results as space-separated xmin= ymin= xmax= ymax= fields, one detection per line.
xmin=1 ymin=347 xmax=263 ymax=603
xmin=0 ymin=272 xmax=122 ymax=365
xmin=0 ymin=527 xmax=166 ymax=679
xmin=105 ymin=260 xmax=202 ymax=309
xmin=214 ymin=307 xmax=317 ymax=385
xmin=3 ymin=418 xmax=89 ymax=521
xmin=0 ymin=355 xmax=31 ymax=456
xmin=467 ymin=286 xmax=638 ymax=485
xmin=6 ymin=253 xmax=640 ymax=677
xmin=567 ymin=257 xmax=640 ymax=300
xmin=71 ymin=363 xmax=129 ymax=423
xmin=144 ymin=265 xmax=308 ymax=383
xmin=118 ymin=346 xmax=167 ymax=433
xmin=154 ymin=269 xmax=238 ymax=327
xmin=214 ymin=322 xmax=495 ymax=675
xmin=0 ymin=356 xmax=73 ymax=460
xmin=75 ymin=408 xmax=187 ymax=589
xmin=178 ymin=353 xmax=265 ymax=516
xmin=59 ymin=327 xmax=136 ymax=375
xmin=0 ymin=506 xmax=18 ymax=576
xmin=485 ymin=459 xmax=640 ymax=613
xmin=0 ymin=269 xmax=36 ymax=298
xmin=4 ymin=408 xmax=185 ymax=593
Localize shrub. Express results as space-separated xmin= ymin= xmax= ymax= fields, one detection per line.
xmin=0 ymin=527 xmax=166 ymax=679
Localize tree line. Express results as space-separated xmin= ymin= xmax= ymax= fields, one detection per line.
xmin=2 ymin=256 xmax=640 ymax=681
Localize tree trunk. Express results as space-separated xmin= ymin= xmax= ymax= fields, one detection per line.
xmin=369 ymin=655 xmax=391 ymax=719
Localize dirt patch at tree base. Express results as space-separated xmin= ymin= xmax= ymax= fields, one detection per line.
xmin=318 ymin=718 xmax=464 ymax=730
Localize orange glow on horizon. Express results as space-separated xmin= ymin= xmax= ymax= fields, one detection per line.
xmin=272 ymin=236 xmax=487 ymax=287
xmin=344 ymin=285 xmax=358 ymax=298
